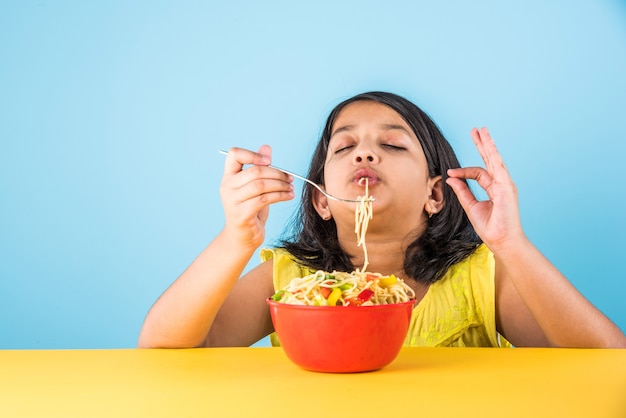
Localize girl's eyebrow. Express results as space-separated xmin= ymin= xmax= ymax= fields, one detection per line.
xmin=380 ymin=123 xmax=411 ymax=135
xmin=331 ymin=123 xmax=411 ymax=137
xmin=331 ymin=124 xmax=354 ymax=137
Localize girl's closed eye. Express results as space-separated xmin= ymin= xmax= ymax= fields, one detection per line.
xmin=335 ymin=144 xmax=354 ymax=153
xmin=383 ymin=144 xmax=406 ymax=151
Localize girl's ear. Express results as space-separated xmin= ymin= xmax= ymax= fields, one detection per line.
xmin=312 ymin=188 xmax=333 ymax=221
xmin=425 ymin=175 xmax=444 ymax=216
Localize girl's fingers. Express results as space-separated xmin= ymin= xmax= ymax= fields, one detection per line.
xmin=223 ymin=146 xmax=271 ymax=176
xmin=446 ymin=177 xmax=478 ymax=212
xmin=228 ymin=164 xmax=292 ymax=192
xmin=221 ymin=145 xmax=294 ymax=208
xmin=447 ymin=166 xmax=494 ymax=193
xmin=223 ymin=145 xmax=291 ymax=185
xmin=472 ymin=127 xmax=508 ymax=179
xmin=235 ymin=176 xmax=294 ymax=204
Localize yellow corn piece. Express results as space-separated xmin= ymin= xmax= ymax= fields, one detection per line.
xmin=378 ymin=274 xmax=397 ymax=287
xmin=327 ymin=287 xmax=342 ymax=306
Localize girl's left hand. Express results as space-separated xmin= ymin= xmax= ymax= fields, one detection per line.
xmin=446 ymin=127 xmax=525 ymax=252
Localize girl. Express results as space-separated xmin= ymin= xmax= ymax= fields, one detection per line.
xmin=138 ymin=92 xmax=626 ymax=348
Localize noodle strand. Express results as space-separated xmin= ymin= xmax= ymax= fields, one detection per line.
xmin=355 ymin=178 xmax=373 ymax=272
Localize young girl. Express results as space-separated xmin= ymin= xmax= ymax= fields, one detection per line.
xmin=138 ymin=91 xmax=626 ymax=348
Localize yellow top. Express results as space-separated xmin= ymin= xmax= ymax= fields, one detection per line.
xmin=260 ymin=244 xmax=512 ymax=348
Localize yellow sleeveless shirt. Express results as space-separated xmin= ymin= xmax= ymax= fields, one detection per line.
xmin=260 ymin=244 xmax=512 ymax=348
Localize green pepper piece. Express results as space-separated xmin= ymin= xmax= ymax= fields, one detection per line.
xmin=271 ymin=290 xmax=286 ymax=301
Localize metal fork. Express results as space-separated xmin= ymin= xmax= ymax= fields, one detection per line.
xmin=219 ymin=150 xmax=373 ymax=203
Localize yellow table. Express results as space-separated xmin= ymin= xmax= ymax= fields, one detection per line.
xmin=1 ymin=347 xmax=625 ymax=417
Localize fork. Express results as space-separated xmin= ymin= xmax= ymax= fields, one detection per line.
xmin=219 ymin=150 xmax=373 ymax=203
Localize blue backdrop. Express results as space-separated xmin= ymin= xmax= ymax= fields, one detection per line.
xmin=1 ymin=1 xmax=625 ymax=348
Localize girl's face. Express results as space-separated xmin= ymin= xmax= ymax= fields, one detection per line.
xmin=317 ymin=100 xmax=442 ymax=229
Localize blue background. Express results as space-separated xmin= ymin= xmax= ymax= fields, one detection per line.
xmin=1 ymin=1 xmax=625 ymax=349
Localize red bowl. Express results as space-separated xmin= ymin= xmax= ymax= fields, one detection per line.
xmin=267 ymin=299 xmax=413 ymax=373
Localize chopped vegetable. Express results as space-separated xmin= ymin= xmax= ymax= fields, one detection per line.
xmin=357 ymin=288 xmax=374 ymax=302
xmin=378 ymin=274 xmax=398 ymax=287
xmin=344 ymin=297 xmax=362 ymax=306
xmin=327 ymin=287 xmax=342 ymax=306
xmin=313 ymin=295 xmax=328 ymax=306
xmin=271 ymin=290 xmax=287 ymax=302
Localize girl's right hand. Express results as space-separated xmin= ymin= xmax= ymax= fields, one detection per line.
xmin=446 ymin=128 xmax=524 ymax=254
xmin=220 ymin=145 xmax=295 ymax=250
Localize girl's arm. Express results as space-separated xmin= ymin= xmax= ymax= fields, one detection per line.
xmin=137 ymin=146 xmax=294 ymax=348
xmin=446 ymin=128 xmax=626 ymax=348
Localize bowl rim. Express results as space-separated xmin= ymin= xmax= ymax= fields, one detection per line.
xmin=266 ymin=298 xmax=415 ymax=310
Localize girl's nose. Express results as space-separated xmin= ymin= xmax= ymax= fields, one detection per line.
xmin=353 ymin=146 xmax=379 ymax=164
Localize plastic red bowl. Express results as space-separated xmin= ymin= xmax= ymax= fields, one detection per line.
xmin=267 ymin=299 xmax=414 ymax=373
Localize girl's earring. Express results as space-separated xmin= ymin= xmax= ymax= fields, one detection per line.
xmin=323 ymin=214 xmax=332 ymax=221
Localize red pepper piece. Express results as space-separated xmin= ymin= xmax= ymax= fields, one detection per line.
xmin=357 ymin=288 xmax=374 ymax=302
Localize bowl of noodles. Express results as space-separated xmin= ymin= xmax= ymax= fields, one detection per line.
xmin=267 ymin=269 xmax=415 ymax=373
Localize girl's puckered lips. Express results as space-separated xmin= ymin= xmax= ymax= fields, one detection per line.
xmin=353 ymin=168 xmax=380 ymax=185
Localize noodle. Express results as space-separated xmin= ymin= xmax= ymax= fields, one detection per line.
xmin=273 ymin=270 xmax=416 ymax=306
xmin=354 ymin=178 xmax=373 ymax=272
xmin=271 ymin=177 xmax=416 ymax=306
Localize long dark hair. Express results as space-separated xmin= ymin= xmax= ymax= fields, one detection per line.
xmin=280 ymin=91 xmax=481 ymax=284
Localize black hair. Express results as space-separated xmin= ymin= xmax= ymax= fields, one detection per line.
xmin=280 ymin=91 xmax=481 ymax=284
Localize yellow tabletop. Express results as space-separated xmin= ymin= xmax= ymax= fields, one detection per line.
xmin=1 ymin=347 xmax=625 ymax=418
